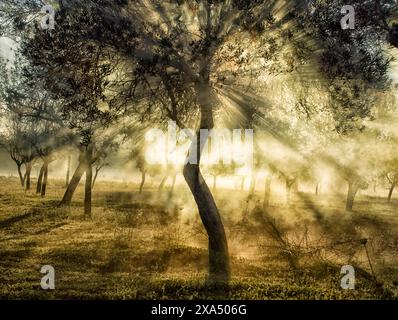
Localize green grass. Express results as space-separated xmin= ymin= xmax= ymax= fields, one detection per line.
xmin=0 ymin=176 xmax=397 ymax=299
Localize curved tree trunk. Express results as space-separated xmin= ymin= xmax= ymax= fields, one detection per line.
xmin=41 ymin=163 xmax=48 ymax=197
xmin=17 ymin=164 xmax=25 ymax=187
xmin=60 ymin=159 xmax=86 ymax=206
xmin=263 ymin=172 xmax=273 ymax=210
xmin=36 ymin=164 xmax=45 ymax=194
xmin=315 ymin=182 xmax=320 ymax=196
xmin=92 ymin=165 xmax=102 ymax=189
xmin=139 ymin=170 xmax=146 ymax=194
xmin=183 ymin=83 xmax=230 ymax=284
xmin=346 ymin=181 xmax=359 ymax=211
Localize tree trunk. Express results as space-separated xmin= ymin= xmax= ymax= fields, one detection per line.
xmin=158 ymin=175 xmax=168 ymax=192
xmin=249 ymin=172 xmax=257 ymax=195
xmin=170 ymin=173 xmax=177 ymax=194
xmin=139 ymin=170 xmax=146 ymax=194
xmin=183 ymin=83 xmax=230 ymax=284
xmin=36 ymin=164 xmax=44 ymax=194
xmin=388 ymin=184 xmax=396 ymax=201
xmin=65 ymin=155 xmax=71 ymax=188
xmin=84 ymin=160 xmax=92 ymax=219
xmin=263 ymin=172 xmax=273 ymax=210
xmin=213 ymin=175 xmax=217 ymax=191
xmin=41 ymin=163 xmax=48 ymax=197
xmin=17 ymin=164 xmax=24 ymax=187
xmin=92 ymin=167 xmax=100 ymax=189
xmin=315 ymin=182 xmax=320 ymax=196
xmin=346 ymin=182 xmax=359 ymax=211
xmin=60 ymin=160 xmax=85 ymax=206
xmin=25 ymin=163 xmax=32 ymax=191
xmin=240 ymin=176 xmax=246 ymax=191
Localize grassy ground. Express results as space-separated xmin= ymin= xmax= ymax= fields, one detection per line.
xmin=0 ymin=176 xmax=397 ymax=299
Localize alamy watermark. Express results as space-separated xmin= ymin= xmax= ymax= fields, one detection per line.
xmin=40 ymin=4 xmax=55 ymax=30
xmin=340 ymin=265 xmax=355 ymax=289
xmin=341 ymin=5 xmax=355 ymax=30
xmin=40 ymin=265 xmax=55 ymax=290
xmin=145 ymin=121 xmax=254 ymax=167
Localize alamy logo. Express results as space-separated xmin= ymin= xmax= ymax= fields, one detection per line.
xmin=145 ymin=121 xmax=254 ymax=167
xmin=340 ymin=265 xmax=355 ymax=289
xmin=40 ymin=5 xmax=55 ymax=30
xmin=40 ymin=265 xmax=55 ymax=290
xmin=341 ymin=5 xmax=355 ymax=30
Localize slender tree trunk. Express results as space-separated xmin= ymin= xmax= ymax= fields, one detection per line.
xmin=240 ymin=176 xmax=246 ymax=191
xmin=65 ymin=155 xmax=71 ymax=188
xmin=60 ymin=160 xmax=85 ymax=206
xmin=25 ymin=163 xmax=32 ymax=191
xmin=41 ymin=163 xmax=48 ymax=197
xmin=17 ymin=164 xmax=24 ymax=187
xmin=183 ymin=83 xmax=230 ymax=284
xmin=315 ymin=182 xmax=320 ymax=196
xmin=84 ymin=157 xmax=93 ymax=219
xmin=170 ymin=173 xmax=177 ymax=194
xmin=92 ymin=167 xmax=100 ymax=189
xmin=36 ymin=164 xmax=44 ymax=194
xmin=263 ymin=172 xmax=273 ymax=210
xmin=346 ymin=182 xmax=359 ymax=211
xmin=139 ymin=170 xmax=146 ymax=194
xmin=213 ymin=175 xmax=217 ymax=191
xmin=249 ymin=172 xmax=257 ymax=195
xmin=387 ymin=184 xmax=396 ymax=201
xmin=158 ymin=175 xmax=168 ymax=192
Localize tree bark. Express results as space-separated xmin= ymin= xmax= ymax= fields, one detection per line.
xmin=158 ymin=175 xmax=168 ymax=192
xmin=346 ymin=181 xmax=359 ymax=211
xmin=65 ymin=155 xmax=71 ymax=188
xmin=25 ymin=163 xmax=32 ymax=191
xmin=139 ymin=170 xmax=146 ymax=194
xmin=263 ymin=172 xmax=273 ymax=210
xmin=388 ymin=184 xmax=396 ymax=201
xmin=17 ymin=164 xmax=24 ymax=187
xmin=36 ymin=164 xmax=45 ymax=194
xmin=84 ymin=154 xmax=93 ymax=219
xmin=60 ymin=157 xmax=86 ymax=206
xmin=41 ymin=163 xmax=48 ymax=197
xmin=183 ymin=83 xmax=230 ymax=284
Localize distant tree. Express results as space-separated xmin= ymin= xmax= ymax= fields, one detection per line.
xmin=17 ymin=11 xmax=124 ymax=218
